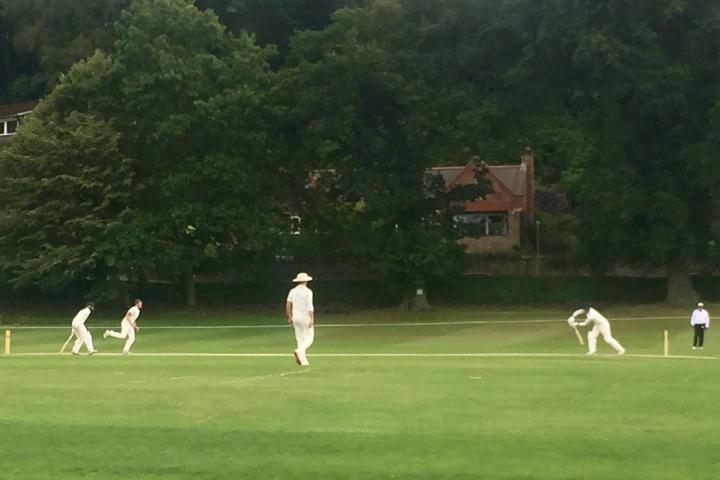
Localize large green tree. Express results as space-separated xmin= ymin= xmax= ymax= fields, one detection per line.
xmin=546 ymin=0 xmax=720 ymax=304
xmin=275 ymin=0 xmax=490 ymax=307
xmin=0 ymin=0 xmax=350 ymax=100
xmin=409 ymin=0 xmax=720 ymax=302
xmin=0 ymin=108 xmax=138 ymax=294
xmin=0 ymin=0 xmax=284 ymax=303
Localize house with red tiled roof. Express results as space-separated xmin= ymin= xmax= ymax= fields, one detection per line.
xmin=0 ymin=101 xmax=37 ymax=146
xmin=432 ymin=149 xmax=535 ymax=253
xmin=301 ymin=151 xmax=535 ymax=254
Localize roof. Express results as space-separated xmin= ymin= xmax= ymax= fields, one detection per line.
xmin=431 ymin=166 xmax=465 ymax=187
xmin=487 ymin=165 xmax=526 ymax=196
xmin=431 ymin=163 xmax=527 ymax=197
xmin=429 ymin=160 xmax=532 ymax=214
xmin=0 ymin=101 xmax=38 ymax=117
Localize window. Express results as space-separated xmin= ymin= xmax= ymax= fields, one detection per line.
xmin=453 ymin=212 xmax=508 ymax=236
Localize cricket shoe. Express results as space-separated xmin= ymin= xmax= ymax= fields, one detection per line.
xmin=617 ymin=348 xmax=626 ymax=355
xmin=292 ymin=350 xmax=301 ymax=365
xmin=89 ymin=350 xmax=98 ymax=356
xmin=71 ymin=351 xmax=79 ymax=356
xmin=299 ymin=351 xmax=310 ymax=366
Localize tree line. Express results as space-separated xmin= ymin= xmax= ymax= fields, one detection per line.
xmin=1 ymin=0 xmax=719 ymax=306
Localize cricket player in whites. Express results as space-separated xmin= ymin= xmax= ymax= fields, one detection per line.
xmin=70 ymin=302 xmax=97 ymax=355
xmin=286 ymin=273 xmax=315 ymax=366
xmin=567 ymin=305 xmax=626 ymax=355
xmin=104 ymin=298 xmax=143 ymax=354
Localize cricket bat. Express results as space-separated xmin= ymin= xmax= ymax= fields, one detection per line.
xmin=60 ymin=330 xmax=74 ymax=353
xmin=572 ymin=325 xmax=584 ymax=345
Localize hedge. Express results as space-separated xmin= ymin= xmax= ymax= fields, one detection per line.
xmin=427 ymin=276 xmax=667 ymax=305
xmin=1 ymin=275 xmax=719 ymax=308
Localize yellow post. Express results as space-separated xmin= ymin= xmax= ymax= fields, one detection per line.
xmin=3 ymin=330 xmax=10 ymax=355
xmin=663 ymin=330 xmax=669 ymax=357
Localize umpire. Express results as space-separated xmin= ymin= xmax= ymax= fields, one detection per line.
xmin=690 ymin=302 xmax=711 ymax=350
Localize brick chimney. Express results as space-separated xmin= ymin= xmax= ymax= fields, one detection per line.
xmin=520 ymin=147 xmax=534 ymax=220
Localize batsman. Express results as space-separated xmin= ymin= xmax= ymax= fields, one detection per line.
xmin=567 ymin=305 xmax=625 ymax=355
xmin=63 ymin=302 xmax=98 ymax=355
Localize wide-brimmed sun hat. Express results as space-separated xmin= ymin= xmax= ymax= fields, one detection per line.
xmin=292 ymin=272 xmax=313 ymax=282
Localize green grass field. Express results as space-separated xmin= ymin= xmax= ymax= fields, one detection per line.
xmin=1 ymin=305 xmax=718 ymax=479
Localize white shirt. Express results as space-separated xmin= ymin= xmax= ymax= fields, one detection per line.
xmin=71 ymin=307 xmax=92 ymax=327
xmin=690 ymin=309 xmax=710 ymax=327
xmin=571 ymin=307 xmax=610 ymax=328
xmin=124 ymin=305 xmax=141 ymax=324
xmin=287 ymin=284 xmax=314 ymax=320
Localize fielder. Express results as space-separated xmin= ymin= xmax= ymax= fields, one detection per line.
xmin=286 ymin=273 xmax=315 ymax=366
xmin=567 ymin=305 xmax=625 ymax=355
xmin=70 ymin=302 xmax=97 ymax=355
xmin=103 ymin=298 xmax=143 ymax=354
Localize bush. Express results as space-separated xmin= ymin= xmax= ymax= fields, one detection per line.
xmin=196 ymin=280 xmax=398 ymax=307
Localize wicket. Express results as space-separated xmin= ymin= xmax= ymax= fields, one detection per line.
xmin=3 ymin=329 xmax=10 ymax=355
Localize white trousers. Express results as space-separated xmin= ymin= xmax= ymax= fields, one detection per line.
xmin=588 ymin=323 xmax=624 ymax=354
xmin=107 ymin=320 xmax=136 ymax=353
xmin=292 ymin=318 xmax=314 ymax=364
xmin=71 ymin=323 xmax=95 ymax=354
